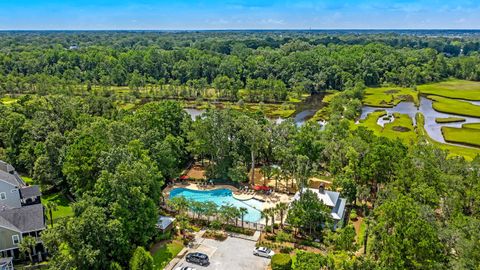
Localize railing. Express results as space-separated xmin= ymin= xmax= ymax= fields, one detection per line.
xmin=184 ymin=210 xmax=265 ymax=231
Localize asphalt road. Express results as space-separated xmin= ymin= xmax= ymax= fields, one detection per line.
xmin=173 ymin=236 xmax=271 ymax=270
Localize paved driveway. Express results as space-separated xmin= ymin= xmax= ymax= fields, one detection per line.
xmin=173 ymin=236 xmax=270 ymax=270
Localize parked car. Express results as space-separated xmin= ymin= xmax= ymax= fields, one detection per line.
xmin=185 ymin=252 xmax=209 ymax=266
xmin=253 ymin=247 xmax=275 ymax=258
xmin=175 ymin=267 xmax=196 ymax=270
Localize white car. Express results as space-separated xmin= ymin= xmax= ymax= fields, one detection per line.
xmin=253 ymin=247 xmax=275 ymax=258
xmin=175 ymin=267 xmax=196 ymax=270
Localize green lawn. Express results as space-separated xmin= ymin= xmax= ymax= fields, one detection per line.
xmin=416 ymin=113 xmax=480 ymax=161
xmin=357 ymin=220 xmax=366 ymax=249
xmin=0 ymin=96 xmax=19 ymax=106
xmin=151 ymin=240 xmax=184 ymax=269
xmin=363 ymin=86 xmax=419 ymax=107
xmin=435 ymin=117 xmax=465 ymax=123
xmin=21 ymin=175 xmax=34 ymax=185
xmin=442 ymin=127 xmax=480 ymax=148
xmin=418 ymin=79 xmax=480 ymax=101
xmin=355 ymin=111 xmax=417 ymax=144
xmin=429 ymin=95 xmax=480 ymax=118
xmin=42 ymin=193 xmax=74 ymax=222
xmin=463 ymin=123 xmax=480 ymax=130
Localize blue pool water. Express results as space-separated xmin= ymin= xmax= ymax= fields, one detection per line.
xmin=169 ymin=188 xmax=264 ymax=222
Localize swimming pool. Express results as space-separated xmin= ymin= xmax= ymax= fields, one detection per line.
xmin=169 ymin=188 xmax=264 ymax=222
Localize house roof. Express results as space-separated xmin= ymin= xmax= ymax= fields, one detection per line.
xmin=0 ymin=161 xmax=14 ymax=174
xmin=156 ymin=216 xmax=175 ymax=230
xmin=20 ymin=186 xmax=41 ymax=199
xmin=0 ymin=161 xmax=25 ymax=187
xmin=293 ymin=188 xmax=347 ymax=221
xmin=0 ymin=204 xmax=45 ymax=233
xmin=293 ymin=188 xmax=339 ymax=207
xmin=0 ymin=216 xmax=20 ymax=232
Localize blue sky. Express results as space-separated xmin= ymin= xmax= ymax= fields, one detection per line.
xmin=0 ymin=0 xmax=479 ymax=30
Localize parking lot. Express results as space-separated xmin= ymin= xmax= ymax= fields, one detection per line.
xmin=173 ymin=236 xmax=271 ymax=270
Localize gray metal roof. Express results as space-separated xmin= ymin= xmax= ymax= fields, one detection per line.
xmin=20 ymin=186 xmax=41 ymax=199
xmin=0 ymin=204 xmax=45 ymax=233
xmin=294 ymin=188 xmax=347 ymax=221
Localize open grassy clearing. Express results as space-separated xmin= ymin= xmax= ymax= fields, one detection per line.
xmin=463 ymin=123 xmax=480 ymax=130
xmin=151 ymin=240 xmax=184 ymax=269
xmin=354 ymin=111 xmax=417 ymax=144
xmin=42 ymin=193 xmax=74 ymax=221
xmin=442 ymin=127 xmax=480 ymax=148
xmin=0 ymin=96 xmax=19 ymax=105
xmin=429 ymin=95 xmax=480 ymax=118
xmin=363 ymin=86 xmax=419 ymax=107
xmin=418 ymin=79 xmax=480 ymax=100
xmin=416 ymin=113 xmax=480 ymax=161
xmin=435 ymin=117 xmax=466 ymax=123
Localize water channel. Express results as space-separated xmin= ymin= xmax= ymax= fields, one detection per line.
xmin=360 ymin=96 xmax=480 ymax=145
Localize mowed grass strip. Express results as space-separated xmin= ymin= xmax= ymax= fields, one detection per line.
xmin=442 ymin=127 xmax=480 ymax=148
xmin=435 ymin=117 xmax=465 ymax=123
xmin=418 ymin=79 xmax=480 ymax=100
xmin=463 ymin=123 xmax=480 ymax=130
xmin=428 ymin=95 xmax=480 ymax=118
xmin=363 ymin=87 xmax=419 ymax=107
xmin=151 ymin=240 xmax=184 ymax=269
xmin=416 ymin=113 xmax=480 ymax=160
xmin=42 ymin=193 xmax=74 ymax=221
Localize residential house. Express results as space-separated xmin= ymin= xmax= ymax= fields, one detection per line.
xmin=292 ymin=184 xmax=347 ymax=230
xmin=0 ymin=161 xmax=46 ymax=260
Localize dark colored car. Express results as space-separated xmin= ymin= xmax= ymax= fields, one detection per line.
xmin=185 ymin=252 xmax=210 ymax=266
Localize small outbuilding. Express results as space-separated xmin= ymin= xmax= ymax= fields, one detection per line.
xmin=156 ymin=216 xmax=176 ymax=232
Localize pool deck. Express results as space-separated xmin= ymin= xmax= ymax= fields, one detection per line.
xmin=163 ymin=182 xmax=294 ymax=216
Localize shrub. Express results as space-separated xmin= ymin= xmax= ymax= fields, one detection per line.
xmin=210 ymin=220 xmax=222 ymax=230
xmin=279 ymin=246 xmax=294 ymax=254
xmin=350 ymin=209 xmax=358 ymax=221
xmin=271 ymin=253 xmax=292 ymax=270
xmin=275 ymin=231 xmax=294 ymax=243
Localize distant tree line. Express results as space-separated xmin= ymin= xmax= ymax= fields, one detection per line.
xmin=0 ymin=32 xmax=480 ymax=103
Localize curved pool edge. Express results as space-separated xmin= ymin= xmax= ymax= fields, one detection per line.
xmin=169 ymin=187 xmax=265 ymax=222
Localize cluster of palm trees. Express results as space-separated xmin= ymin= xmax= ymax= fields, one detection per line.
xmin=168 ymin=197 xmax=251 ymax=229
xmin=261 ymin=202 xmax=289 ymax=233
xmin=168 ymin=197 xmax=291 ymax=232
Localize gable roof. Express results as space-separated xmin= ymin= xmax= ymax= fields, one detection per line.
xmin=0 ymin=161 xmax=25 ymax=187
xmin=0 ymin=161 xmax=14 ymax=174
xmin=0 ymin=216 xmax=20 ymax=232
xmin=20 ymin=186 xmax=41 ymax=199
xmin=0 ymin=204 xmax=45 ymax=233
xmin=293 ymin=188 xmax=347 ymax=221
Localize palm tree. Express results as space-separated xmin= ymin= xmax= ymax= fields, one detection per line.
xmin=203 ymin=201 xmax=218 ymax=225
xmin=269 ymin=208 xmax=278 ymax=233
xmin=44 ymin=201 xmax=58 ymax=227
xmin=261 ymin=209 xmax=270 ymax=229
xmin=239 ymin=207 xmax=248 ymax=228
xmin=19 ymin=236 xmax=36 ymax=264
xmin=275 ymin=202 xmax=289 ymax=228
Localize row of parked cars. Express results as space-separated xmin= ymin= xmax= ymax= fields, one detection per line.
xmin=176 ymin=246 xmax=275 ymax=269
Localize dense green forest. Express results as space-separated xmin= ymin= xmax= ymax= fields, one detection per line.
xmin=1 ymin=32 xmax=480 ymax=269
xmin=1 ymin=31 xmax=480 ymax=103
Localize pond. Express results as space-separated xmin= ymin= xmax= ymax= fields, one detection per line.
xmin=184 ymin=94 xmax=328 ymax=127
xmin=360 ymin=97 xmax=480 ymax=145
xmin=184 ymin=108 xmax=206 ymax=120
xmin=169 ymin=188 xmax=264 ymax=223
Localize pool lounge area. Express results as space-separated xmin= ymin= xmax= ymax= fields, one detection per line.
xmin=169 ymin=188 xmax=264 ymax=223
